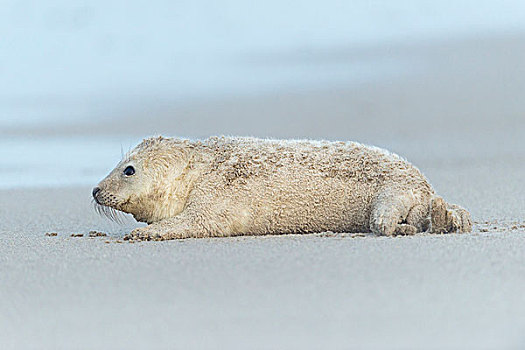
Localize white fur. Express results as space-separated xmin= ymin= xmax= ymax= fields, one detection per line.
xmin=94 ymin=136 xmax=472 ymax=240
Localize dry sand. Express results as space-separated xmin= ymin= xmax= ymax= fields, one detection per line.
xmin=1 ymin=34 xmax=525 ymax=349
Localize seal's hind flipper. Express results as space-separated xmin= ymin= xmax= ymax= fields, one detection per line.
xmin=430 ymin=196 xmax=472 ymax=233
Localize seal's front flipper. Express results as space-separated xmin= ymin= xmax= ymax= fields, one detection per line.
xmin=124 ymin=213 xmax=208 ymax=241
xmin=430 ymin=196 xmax=472 ymax=233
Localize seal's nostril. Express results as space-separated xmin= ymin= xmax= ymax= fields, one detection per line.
xmin=92 ymin=187 xmax=101 ymax=198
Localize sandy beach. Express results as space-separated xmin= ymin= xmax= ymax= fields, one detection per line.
xmin=2 ymin=33 xmax=525 ymax=349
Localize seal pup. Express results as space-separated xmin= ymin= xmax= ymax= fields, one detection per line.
xmin=92 ymin=136 xmax=472 ymax=241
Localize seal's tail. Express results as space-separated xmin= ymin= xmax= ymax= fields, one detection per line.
xmin=429 ymin=196 xmax=472 ymax=234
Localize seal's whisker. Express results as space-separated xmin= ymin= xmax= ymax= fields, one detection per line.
xmin=92 ymin=201 xmax=126 ymax=225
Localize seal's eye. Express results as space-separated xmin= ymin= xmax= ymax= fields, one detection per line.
xmin=123 ymin=166 xmax=135 ymax=176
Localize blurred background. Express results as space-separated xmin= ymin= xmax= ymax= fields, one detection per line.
xmin=3 ymin=2 xmax=525 ymax=349
xmin=1 ymin=0 xmax=525 ymax=217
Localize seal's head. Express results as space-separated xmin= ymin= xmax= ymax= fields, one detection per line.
xmin=92 ymin=136 xmax=193 ymax=224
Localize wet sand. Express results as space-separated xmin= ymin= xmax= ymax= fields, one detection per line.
xmin=1 ymin=33 xmax=525 ymax=349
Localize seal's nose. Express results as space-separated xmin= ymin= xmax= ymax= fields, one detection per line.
xmin=92 ymin=187 xmax=101 ymax=199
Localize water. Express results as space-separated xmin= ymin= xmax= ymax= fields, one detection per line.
xmin=0 ymin=137 xmax=141 ymax=189
xmin=3 ymin=1 xmax=525 ymax=102
xmin=2 ymin=0 xmax=525 ymax=188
